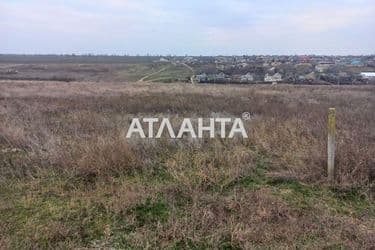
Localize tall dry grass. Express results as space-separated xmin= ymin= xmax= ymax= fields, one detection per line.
xmin=0 ymin=81 xmax=373 ymax=186
xmin=0 ymin=81 xmax=374 ymax=248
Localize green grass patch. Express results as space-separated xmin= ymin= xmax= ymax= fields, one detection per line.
xmin=268 ymin=179 xmax=374 ymax=217
xmin=218 ymin=151 xmax=374 ymax=218
xmin=146 ymin=64 xmax=192 ymax=82
xmin=116 ymin=63 xmax=167 ymax=81
xmin=223 ymin=153 xmax=270 ymax=192
xmin=127 ymin=198 xmax=170 ymax=227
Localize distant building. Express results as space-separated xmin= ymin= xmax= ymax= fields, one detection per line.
xmin=264 ymin=73 xmax=282 ymax=82
xmin=216 ymin=64 xmax=225 ymax=71
xmin=183 ymin=57 xmax=197 ymax=63
xmin=4 ymin=69 xmax=18 ymax=75
xmin=315 ymin=61 xmax=334 ymax=73
xmin=195 ymin=73 xmax=208 ymax=83
xmin=240 ymin=73 xmax=254 ymax=83
xmin=159 ymin=58 xmax=169 ymax=62
xmin=367 ymin=60 xmax=375 ymax=67
xmin=351 ymin=59 xmax=364 ymax=67
xmin=338 ymin=72 xmax=349 ymax=78
xmin=360 ymin=72 xmax=375 ymax=79
xmin=215 ymin=72 xmax=227 ymax=80
xmin=316 ymin=64 xmax=330 ymax=73
xmin=299 ymin=55 xmax=311 ymax=63
xmin=298 ymin=72 xmax=315 ymax=83
xmin=271 ymin=62 xmax=282 ymax=67
xmin=211 ymin=72 xmax=229 ymax=83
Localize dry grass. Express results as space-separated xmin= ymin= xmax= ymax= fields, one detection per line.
xmin=0 ymin=81 xmax=374 ymax=248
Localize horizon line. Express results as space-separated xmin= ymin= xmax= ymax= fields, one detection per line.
xmin=1 ymin=53 xmax=375 ymax=57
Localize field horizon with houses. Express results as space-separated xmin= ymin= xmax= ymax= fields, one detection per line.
xmin=0 ymin=55 xmax=374 ymax=248
xmin=1 ymin=54 xmax=375 ymax=85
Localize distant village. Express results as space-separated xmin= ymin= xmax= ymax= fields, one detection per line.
xmin=165 ymin=55 xmax=375 ymax=85
xmin=1 ymin=54 xmax=375 ymax=85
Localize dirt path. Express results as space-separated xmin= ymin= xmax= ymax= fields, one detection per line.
xmin=180 ymin=63 xmax=195 ymax=84
xmin=137 ymin=62 xmax=195 ymax=84
xmin=137 ymin=65 xmax=170 ymax=82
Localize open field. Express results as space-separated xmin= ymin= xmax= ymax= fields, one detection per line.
xmin=0 ymin=62 xmax=194 ymax=84
xmin=0 ymin=62 xmax=167 ymax=83
xmin=0 ymin=55 xmax=193 ymax=84
xmin=0 ymin=81 xmax=374 ymax=248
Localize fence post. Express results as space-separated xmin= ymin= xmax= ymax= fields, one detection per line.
xmin=327 ymin=108 xmax=336 ymax=184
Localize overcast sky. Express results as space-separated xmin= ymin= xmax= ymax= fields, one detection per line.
xmin=1 ymin=0 xmax=374 ymax=55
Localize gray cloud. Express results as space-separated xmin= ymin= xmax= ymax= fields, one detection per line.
xmin=0 ymin=0 xmax=374 ymax=55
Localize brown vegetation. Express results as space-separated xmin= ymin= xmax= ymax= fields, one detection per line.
xmin=0 ymin=80 xmax=374 ymax=248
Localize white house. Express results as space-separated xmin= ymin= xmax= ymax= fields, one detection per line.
xmin=240 ymin=73 xmax=254 ymax=82
xmin=215 ymin=72 xmax=227 ymax=80
xmin=361 ymin=72 xmax=375 ymax=79
xmin=264 ymin=73 xmax=282 ymax=82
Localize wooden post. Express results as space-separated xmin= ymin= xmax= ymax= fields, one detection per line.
xmin=327 ymin=108 xmax=336 ymax=184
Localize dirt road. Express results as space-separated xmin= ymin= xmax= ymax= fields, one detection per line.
xmin=138 ymin=62 xmax=195 ymax=84
xmin=137 ymin=65 xmax=170 ymax=82
xmin=180 ymin=63 xmax=195 ymax=84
